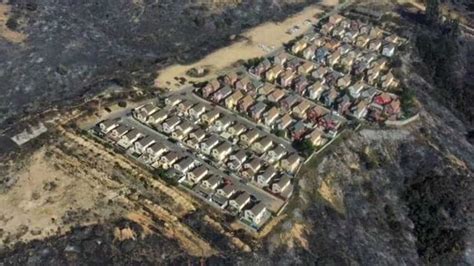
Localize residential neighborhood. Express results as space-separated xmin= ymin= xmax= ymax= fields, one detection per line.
xmin=91 ymin=13 xmax=407 ymax=233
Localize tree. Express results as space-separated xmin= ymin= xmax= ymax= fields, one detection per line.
xmin=426 ymin=0 xmax=440 ymax=25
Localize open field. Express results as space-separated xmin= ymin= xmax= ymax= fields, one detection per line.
xmin=154 ymin=0 xmax=339 ymax=90
xmin=0 ymin=147 xmax=126 ymax=247
xmin=0 ymin=3 xmax=26 ymax=44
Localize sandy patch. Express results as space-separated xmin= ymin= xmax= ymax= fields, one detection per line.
xmin=0 ymin=3 xmax=26 ymax=43
xmin=154 ymin=0 xmax=338 ymax=90
xmin=0 ymin=148 xmax=119 ymax=247
xmin=318 ymin=178 xmax=345 ymax=214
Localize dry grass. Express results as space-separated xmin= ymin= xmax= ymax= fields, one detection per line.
xmin=0 ymin=3 xmax=26 ymax=43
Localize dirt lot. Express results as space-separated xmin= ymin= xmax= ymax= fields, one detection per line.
xmin=0 ymin=3 xmax=26 ymax=43
xmin=155 ymin=0 xmax=338 ymax=90
xmin=0 ymin=147 xmax=125 ymax=248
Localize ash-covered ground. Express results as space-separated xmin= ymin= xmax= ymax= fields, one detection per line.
xmin=0 ymin=0 xmax=324 ymax=126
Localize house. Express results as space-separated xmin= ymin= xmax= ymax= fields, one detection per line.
xmin=253 ymin=58 xmax=272 ymax=76
xmin=381 ymin=72 xmax=398 ymax=89
xmin=356 ymin=34 xmax=370 ymax=48
xmin=134 ymin=136 xmax=156 ymax=154
xmin=252 ymin=136 xmax=273 ymax=154
xmin=297 ymin=61 xmax=315 ymax=75
xmin=307 ymin=105 xmax=329 ymax=123
xmin=291 ymin=39 xmax=308 ymax=54
xmin=109 ymin=125 xmax=130 ymax=140
xmin=325 ymin=39 xmax=341 ymax=52
xmin=225 ymin=90 xmax=244 ymax=110
xmin=302 ymin=45 xmax=317 ymax=60
xmin=171 ymin=130 xmax=185 ymax=141
xmin=308 ymin=81 xmax=327 ymax=100
xmin=223 ymin=72 xmax=239 ymax=87
xmin=336 ymin=75 xmax=352 ymax=89
xmin=213 ymin=116 xmax=233 ymax=132
xmin=240 ymin=128 xmax=261 ymax=146
xmin=327 ymin=50 xmax=341 ymax=66
xmin=215 ymin=184 xmax=236 ymax=200
xmin=315 ymin=47 xmax=330 ymax=64
xmin=227 ymin=150 xmax=248 ymax=170
xmin=146 ymin=142 xmax=168 ymax=160
xmin=318 ymin=113 xmax=344 ymax=138
xmin=336 ymin=95 xmax=352 ymax=115
xmin=360 ymin=87 xmax=378 ymax=101
xmin=177 ymin=100 xmax=194 ymax=115
xmin=349 ymin=81 xmax=366 ymax=98
xmin=279 ymin=70 xmax=296 ymax=88
xmin=229 ymin=192 xmax=251 ymax=212
xmin=369 ymin=39 xmax=382 ymax=52
xmin=244 ymin=157 xmax=264 ymax=174
xmin=340 ymin=52 xmax=356 ymax=68
xmin=263 ymin=106 xmax=280 ymax=126
xmin=243 ymin=202 xmax=268 ymax=226
xmin=202 ymin=79 xmax=221 ymax=98
xmin=329 ymin=14 xmax=344 ymax=25
xmin=277 ymin=113 xmax=294 ymax=130
xmin=332 ymin=26 xmax=345 ymax=38
xmin=321 ymin=22 xmax=335 ymax=35
xmin=293 ymin=76 xmax=310 ymax=96
xmin=118 ymin=129 xmax=144 ymax=148
xmin=384 ymin=98 xmax=401 ymax=120
xmin=385 ymin=34 xmax=399 ymax=45
xmin=311 ymin=66 xmax=329 ymax=80
xmin=373 ymin=92 xmax=393 ymax=106
xmin=306 ymin=128 xmax=326 ymax=147
xmin=292 ymin=100 xmax=312 ymax=119
xmin=267 ymin=145 xmax=287 ymax=161
xmin=188 ymin=103 xmax=206 ymax=120
xmin=369 ymin=27 xmax=383 ymax=39
xmin=285 ymin=58 xmax=302 ymax=72
xmin=174 ymin=157 xmax=196 ymax=173
xmin=250 ymin=102 xmax=267 ymax=121
xmin=343 ymin=30 xmax=359 ymax=43
xmin=382 ymin=43 xmax=395 ymax=57
xmin=258 ymin=83 xmax=275 ymax=96
xmin=227 ymin=123 xmax=247 ymax=137
xmin=274 ymin=52 xmax=290 ymax=65
xmin=280 ymin=95 xmax=299 ymax=111
xmin=267 ymin=88 xmax=286 ymax=103
xmin=162 ymin=116 xmax=181 ymax=134
xmin=272 ymin=174 xmax=291 ymax=194
xmin=321 ymin=88 xmax=339 ymax=107
xmin=148 ymin=109 xmax=168 ymax=125
xmin=189 ymin=129 xmax=206 ymax=143
xmin=235 ymin=77 xmax=252 ymax=91
xmin=187 ymin=165 xmax=208 ymax=184
xmin=238 ymin=95 xmax=255 ymax=113
xmin=265 ymin=65 xmax=284 ymax=82
xmin=175 ymin=121 xmax=194 ymax=136
xmin=256 ymin=166 xmax=277 ymax=187
xmin=349 ymin=100 xmax=369 ymax=119
xmin=164 ymin=95 xmax=182 ymax=107
xmin=133 ymin=103 xmax=159 ymax=122
xmin=201 ymin=136 xmax=220 ymax=155
xmin=290 ymin=121 xmax=307 ymax=141
xmin=211 ymin=142 xmax=233 ymax=161
xmin=201 ymin=175 xmax=222 ymax=191
xmin=160 ymin=151 xmax=181 ymax=167
xmin=212 ymin=86 xmax=233 ymax=103
xmin=202 ymin=110 xmax=220 ymax=124
xmin=99 ymin=119 xmax=119 ymax=134
xmin=280 ymin=153 xmax=303 ymax=173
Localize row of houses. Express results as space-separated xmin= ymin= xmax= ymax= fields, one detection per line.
xmin=198 ymin=74 xmax=344 ymax=148
xmin=97 ymin=118 xmax=272 ymax=228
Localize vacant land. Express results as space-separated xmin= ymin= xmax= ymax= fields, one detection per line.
xmin=0 ymin=147 xmax=125 ymax=247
